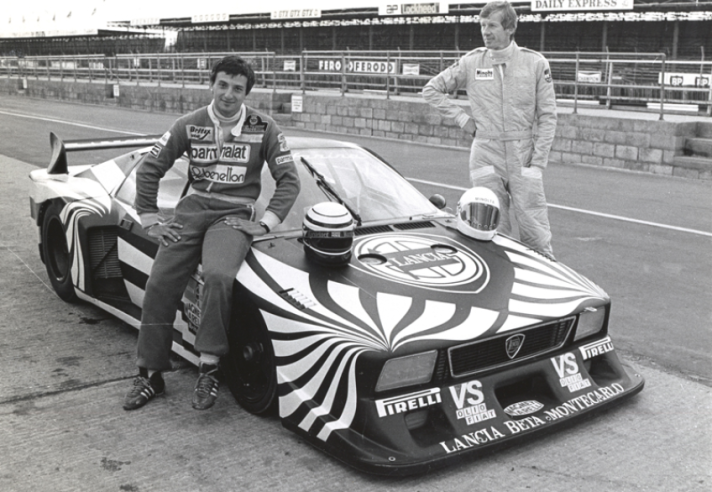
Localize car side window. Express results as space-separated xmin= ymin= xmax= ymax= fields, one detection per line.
xmin=115 ymin=155 xmax=189 ymax=217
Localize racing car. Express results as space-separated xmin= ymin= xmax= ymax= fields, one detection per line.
xmin=28 ymin=132 xmax=644 ymax=475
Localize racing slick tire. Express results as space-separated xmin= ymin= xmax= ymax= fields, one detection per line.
xmin=41 ymin=201 xmax=78 ymax=303
xmin=223 ymin=294 xmax=278 ymax=415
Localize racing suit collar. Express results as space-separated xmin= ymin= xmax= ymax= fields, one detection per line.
xmin=207 ymin=102 xmax=247 ymax=137
xmin=488 ymin=41 xmax=517 ymax=65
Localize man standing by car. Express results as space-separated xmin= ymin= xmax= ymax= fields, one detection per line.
xmin=422 ymin=1 xmax=557 ymax=258
xmin=123 ymin=55 xmax=300 ymax=411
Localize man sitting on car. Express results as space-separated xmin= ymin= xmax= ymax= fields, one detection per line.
xmin=123 ymin=55 xmax=300 ymax=411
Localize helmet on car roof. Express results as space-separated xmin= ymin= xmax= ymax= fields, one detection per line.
xmin=303 ymin=202 xmax=354 ymax=266
xmin=456 ymin=187 xmax=500 ymax=241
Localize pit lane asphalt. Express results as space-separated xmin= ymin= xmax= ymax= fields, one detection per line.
xmin=0 ymin=95 xmax=710 ymax=491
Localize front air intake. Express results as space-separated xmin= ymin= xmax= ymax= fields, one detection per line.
xmin=448 ymin=317 xmax=575 ymax=378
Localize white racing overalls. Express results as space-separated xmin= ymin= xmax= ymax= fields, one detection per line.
xmin=422 ymin=42 xmax=557 ymax=257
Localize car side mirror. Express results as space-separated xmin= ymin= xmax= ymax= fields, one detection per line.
xmin=429 ymin=194 xmax=447 ymax=210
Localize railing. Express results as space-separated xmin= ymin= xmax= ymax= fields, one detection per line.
xmin=2 ymin=50 xmax=711 ymax=117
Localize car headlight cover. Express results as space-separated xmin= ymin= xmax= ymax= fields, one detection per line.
xmin=574 ymin=306 xmax=606 ymax=341
xmin=375 ymin=350 xmax=438 ymax=393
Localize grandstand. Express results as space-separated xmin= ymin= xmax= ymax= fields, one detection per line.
xmin=1 ymin=1 xmax=711 ymax=59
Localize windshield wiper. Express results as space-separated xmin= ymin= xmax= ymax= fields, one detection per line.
xmin=300 ymin=156 xmax=363 ymax=226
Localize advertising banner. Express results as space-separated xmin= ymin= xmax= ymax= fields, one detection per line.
xmin=403 ymin=64 xmax=420 ymax=76
xmin=272 ymin=9 xmax=321 ymax=20
xmin=317 ymin=59 xmax=397 ymax=74
xmin=532 ymin=0 xmax=634 ymax=12
xmin=577 ymin=71 xmax=602 ymax=83
xmin=291 ymin=94 xmax=303 ymax=113
xmin=379 ymin=2 xmax=449 ymax=16
xmin=659 ymin=72 xmax=710 ymax=87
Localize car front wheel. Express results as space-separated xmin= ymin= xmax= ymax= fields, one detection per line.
xmin=223 ymin=296 xmax=278 ymax=415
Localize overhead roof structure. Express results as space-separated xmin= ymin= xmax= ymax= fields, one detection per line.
xmin=3 ymin=0 xmax=712 ymax=40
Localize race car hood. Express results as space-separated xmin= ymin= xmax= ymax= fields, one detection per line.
xmin=244 ymin=220 xmax=609 ymax=353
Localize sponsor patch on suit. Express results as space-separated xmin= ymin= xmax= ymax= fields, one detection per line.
xmin=276 ymin=154 xmax=294 ymax=165
xmin=150 ymin=131 xmax=171 ymax=157
xmin=190 ymin=164 xmax=247 ymax=184
xmin=243 ymin=115 xmax=268 ymax=133
xmin=234 ymin=134 xmax=264 ymax=143
xmin=476 ymin=68 xmax=494 ymax=80
xmin=186 ymin=125 xmax=214 ymax=141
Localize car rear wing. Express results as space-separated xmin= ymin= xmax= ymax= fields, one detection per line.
xmin=48 ymin=132 xmax=163 ymax=175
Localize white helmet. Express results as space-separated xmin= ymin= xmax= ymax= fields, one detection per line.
xmin=303 ymin=202 xmax=354 ymax=266
xmin=456 ymin=187 xmax=500 ymax=241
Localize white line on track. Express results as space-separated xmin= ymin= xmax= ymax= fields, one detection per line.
xmin=408 ymin=178 xmax=712 ymax=238
xmin=0 ymin=109 xmax=144 ymax=135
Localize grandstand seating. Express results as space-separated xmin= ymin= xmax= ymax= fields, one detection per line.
xmin=1 ymin=20 xmax=710 ymax=61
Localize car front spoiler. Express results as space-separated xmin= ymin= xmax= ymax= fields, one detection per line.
xmin=282 ymin=344 xmax=644 ymax=476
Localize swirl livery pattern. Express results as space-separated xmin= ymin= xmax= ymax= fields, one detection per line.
xmin=59 ymin=197 xmax=111 ymax=292
xmin=493 ymin=235 xmax=608 ymax=333
xmin=237 ymin=247 xmax=503 ymax=442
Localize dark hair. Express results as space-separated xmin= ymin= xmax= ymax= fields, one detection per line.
xmin=480 ymin=1 xmax=518 ymax=32
xmin=210 ymin=55 xmax=256 ymax=95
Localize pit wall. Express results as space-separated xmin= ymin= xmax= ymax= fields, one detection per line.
xmin=1 ymin=77 xmax=704 ymax=179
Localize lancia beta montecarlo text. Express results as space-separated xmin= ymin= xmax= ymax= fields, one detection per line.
xmin=439 ymin=383 xmax=625 ymax=454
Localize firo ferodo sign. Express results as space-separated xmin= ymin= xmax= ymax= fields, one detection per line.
xmin=318 ymin=60 xmax=397 ymax=74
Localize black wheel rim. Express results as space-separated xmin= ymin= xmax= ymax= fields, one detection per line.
xmin=233 ymin=323 xmax=275 ymax=404
xmin=46 ymin=217 xmax=70 ymax=282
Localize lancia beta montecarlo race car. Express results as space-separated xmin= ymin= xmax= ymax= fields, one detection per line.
xmin=29 ymin=132 xmax=643 ymax=475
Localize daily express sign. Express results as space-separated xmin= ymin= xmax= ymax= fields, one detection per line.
xmin=532 ymin=0 xmax=634 ymax=12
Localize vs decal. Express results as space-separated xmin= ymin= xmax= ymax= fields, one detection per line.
xmin=551 ymin=353 xmax=591 ymax=393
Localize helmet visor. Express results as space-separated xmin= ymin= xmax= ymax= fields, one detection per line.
xmin=460 ymin=202 xmax=500 ymax=232
xmin=305 ymin=231 xmax=354 ymax=253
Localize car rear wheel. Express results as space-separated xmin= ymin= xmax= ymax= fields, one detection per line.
xmin=41 ymin=201 xmax=78 ymax=303
xmin=223 ymin=298 xmax=278 ymax=415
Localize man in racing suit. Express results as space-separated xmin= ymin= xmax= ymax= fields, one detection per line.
xmin=124 ymin=55 xmax=300 ymax=411
xmin=422 ymin=0 xmax=557 ymax=258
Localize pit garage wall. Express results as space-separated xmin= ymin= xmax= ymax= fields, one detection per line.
xmin=1 ymin=77 xmax=702 ymax=179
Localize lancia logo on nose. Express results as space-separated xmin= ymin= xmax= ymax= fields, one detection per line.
xmin=352 ymin=234 xmax=490 ymax=293
xmin=505 ymin=334 xmax=525 ymax=359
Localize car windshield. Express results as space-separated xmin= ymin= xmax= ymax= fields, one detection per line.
xmin=258 ymin=147 xmax=443 ymax=231
xmin=116 ymin=144 xmax=445 ymax=232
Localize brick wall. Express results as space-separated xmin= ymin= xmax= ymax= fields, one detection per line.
xmin=549 ymin=114 xmax=697 ymax=177
xmin=291 ymin=92 xmax=700 ymax=177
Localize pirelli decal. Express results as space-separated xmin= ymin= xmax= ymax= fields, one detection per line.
xmin=375 ymin=388 xmax=442 ymax=417
xmin=579 ymin=336 xmax=614 ymax=360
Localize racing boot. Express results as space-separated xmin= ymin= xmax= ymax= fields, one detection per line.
xmin=192 ymin=363 xmax=219 ymax=410
xmin=123 ymin=368 xmax=165 ymax=410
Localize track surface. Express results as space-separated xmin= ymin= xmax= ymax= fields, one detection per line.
xmin=0 ymin=94 xmax=709 ymax=492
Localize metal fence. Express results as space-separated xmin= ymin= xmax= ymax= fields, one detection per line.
xmin=2 ymin=50 xmax=711 ymax=117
